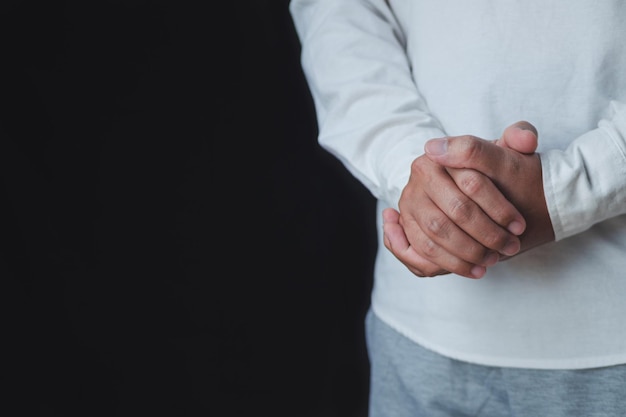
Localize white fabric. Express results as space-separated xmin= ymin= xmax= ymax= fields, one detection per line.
xmin=290 ymin=0 xmax=626 ymax=369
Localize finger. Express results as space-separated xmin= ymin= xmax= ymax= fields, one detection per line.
xmin=419 ymin=178 xmax=519 ymax=259
xmin=495 ymin=121 xmax=538 ymax=154
xmin=400 ymin=193 xmax=497 ymax=278
xmin=447 ymin=167 xmax=526 ymax=236
xmin=382 ymin=206 xmax=400 ymax=224
xmin=382 ymin=208 xmax=450 ymax=277
xmin=424 ymin=135 xmax=513 ymax=179
xmin=408 ymin=159 xmax=519 ymax=261
xmin=513 ymin=120 xmax=538 ymax=138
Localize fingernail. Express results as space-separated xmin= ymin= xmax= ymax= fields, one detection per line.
xmin=507 ymin=220 xmax=525 ymax=235
xmin=482 ymin=251 xmax=499 ymax=267
xmin=425 ymin=138 xmax=448 ymax=155
xmin=502 ymin=239 xmax=520 ymax=256
xmin=470 ymin=265 xmax=486 ymax=279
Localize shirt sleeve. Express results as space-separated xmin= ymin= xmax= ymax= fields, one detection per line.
xmin=541 ymin=100 xmax=626 ymax=240
xmin=289 ymin=0 xmax=446 ymax=208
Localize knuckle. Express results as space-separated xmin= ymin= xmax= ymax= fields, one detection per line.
xmin=458 ymin=136 xmax=483 ymax=160
xmin=492 ymin=207 xmax=516 ymax=227
xmin=458 ymin=170 xmax=484 ymax=197
xmin=420 ymin=237 xmax=440 ymax=258
xmin=410 ymin=156 xmax=428 ymax=175
xmin=469 ymin=246 xmax=490 ymax=265
xmin=442 ymin=257 xmax=469 ymax=277
xmin=484 ymin=204 xmax=506 ymax=223
xmin=422 ymin=267 xmax=441 ymax=277
xmin=407 ymin=259 xmax=441 ymax=278
xmin=425 ymin=214 xmax=451 ymax=239
xmin=456 ymin=241 xmax=487 ymax=265
xmin=411 ymin=155 xmax=442 ymax=179
xmin=482 ymin=229 xmax=510 ymax=251
xmin=410 ymin=268 xmax=427 ymax=277
xmin=447 ymin=195 xmax=474 ymax=224
xmin=415 ymin=262 xmax=443 ymax=277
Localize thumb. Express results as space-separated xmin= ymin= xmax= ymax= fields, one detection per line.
xmin=494 ymin=121 xmax=538 ymax=154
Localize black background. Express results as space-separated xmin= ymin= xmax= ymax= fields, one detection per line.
xmin=3 ymin=1 xmax=376 ymax=416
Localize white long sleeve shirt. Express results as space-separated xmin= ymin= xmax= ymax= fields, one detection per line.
xmin=290 ymin=0 xmax=626 ymax=369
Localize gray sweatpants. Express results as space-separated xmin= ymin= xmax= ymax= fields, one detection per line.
xmin=365 ymin=309 xmax=626 ymax=417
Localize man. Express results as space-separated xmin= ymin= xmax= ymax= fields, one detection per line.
xmin=290 ymin=1 xmax=626 ymax=415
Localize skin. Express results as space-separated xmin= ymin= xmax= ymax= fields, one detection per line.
xmin=382 ymin=121 xmax=555 ymax=279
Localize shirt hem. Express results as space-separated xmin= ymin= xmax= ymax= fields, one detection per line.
xmin=371 ymin=305 xmax=626 ymax=371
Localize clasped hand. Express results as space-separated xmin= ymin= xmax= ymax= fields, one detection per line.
xmin=383 ymin=122 xmax=555 ymax=279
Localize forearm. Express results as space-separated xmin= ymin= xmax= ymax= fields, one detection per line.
xmin=542 ymin=100 xmax=626 ymax=240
